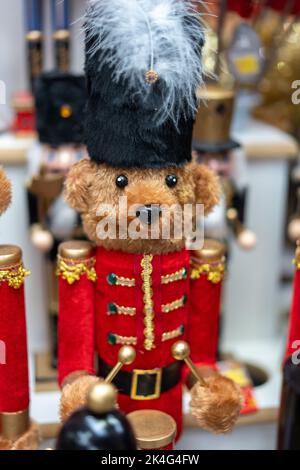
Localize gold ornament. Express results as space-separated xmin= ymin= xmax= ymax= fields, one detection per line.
xmin=117 ymin=345 xmax=136 ymax=365
xmin=105 ymin=346 xmax=136 ymax=384
xmin=87 ymin=383 xmax=117 ymax=414
xmin=145 ymin=69 xmax=159 ymax=84
xmin=293 ymin=258 xmax=300 ymax=270
xmin=293 ymin=240 xmax=300 ymax=269
xmin=190 ymin=262 xmax=225 ymax=284
xmin=0 ymin=409 xmax=30 ymax=441
xmin=172 ymin=341 xmax=206 ymax=387
xmin=0 ymin=263 xmax=30 ymax=289
xmin=108 ymin=327 xmax=185 ymax=347
xmin=56 ymin=255 xmax=97 ymax=285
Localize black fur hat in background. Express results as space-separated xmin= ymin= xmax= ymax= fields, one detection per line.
xmin=84 ymin=0 xmax=205 ymax=169
xmin=34 ymin=72 xmax=87 ymax=147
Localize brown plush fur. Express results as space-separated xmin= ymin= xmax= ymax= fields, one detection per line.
xmin=190 ymin=375 xmax=243 ymax=434
xmin=64 ymin=159 xmax=220 ymax=254
xmin=60 ymin=374 xmax=100 ymax=422
xmin=0 ymin=437 xmax=11 ymax=450
xmin=0 ymin=167 xmax=12 ymax=216
xmin=0 ymin=421 xmax=40 ymax=450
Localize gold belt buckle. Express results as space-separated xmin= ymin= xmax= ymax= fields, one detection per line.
xmin=130 ymin=368 xmax=162 ymax=401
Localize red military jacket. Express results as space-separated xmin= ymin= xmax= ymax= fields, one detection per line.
xmin=58 ymin=243 xmax=224 ymax=386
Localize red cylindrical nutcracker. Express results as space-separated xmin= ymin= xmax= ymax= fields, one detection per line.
xmin=278 ymin=242 xmax=300 ymax=449
xmin=57 ymin=241 xmax=96 ymax=385
xmin=189 ymin=240 xmax=225 ymax=369
xmin=0 ymin=245 xmax=39 ymax=450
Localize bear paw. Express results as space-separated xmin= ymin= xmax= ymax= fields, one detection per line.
xmin=60 ymin=375 xmax=101 ymax=422
xmin=190 ymin=375 xmax=243 ymax=434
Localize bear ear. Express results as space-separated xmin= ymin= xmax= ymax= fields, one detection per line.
xmin=0 ymin=167 xmax=12 ymax=216
xmin=193 ymin=163 xmax=221 ymax=215
xmin=64 ymin=159 xmax=95 ymax=213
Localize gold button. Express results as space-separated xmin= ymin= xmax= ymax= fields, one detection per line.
xmin=60 ymin=104 xmax=72 ymax=119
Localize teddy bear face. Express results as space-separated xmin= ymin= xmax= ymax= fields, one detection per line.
xmin=65 ymin=159 xmax=220 ymax=254
xmin=0 ymin=168 xmax=12 ymax=216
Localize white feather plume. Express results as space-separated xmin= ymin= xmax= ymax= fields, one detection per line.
xmin=84 ymin=0 xmax=206 ymax=125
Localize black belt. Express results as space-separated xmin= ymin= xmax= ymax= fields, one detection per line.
xmin=98 ymin=359 xmax=182 ymax=400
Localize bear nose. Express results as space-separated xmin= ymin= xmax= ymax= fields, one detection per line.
xmin=136 ymin=205 xmax=161 ymax=225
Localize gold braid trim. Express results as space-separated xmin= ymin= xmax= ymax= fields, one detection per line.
xmin=110 ymin=334 xmax=137 ymax=346
xmin=162 ymin=295 xmax=186 ymax=313
xmin=141 ymin=255 xmax=155 ymax=351
xmin=113 ymin=304 xmax=136 ymax=316
xmin=107 ymin=267 xmax=188 ymax=288
xmin=162 ymin=325 xmax=184 ymax=342
xmin=115 ymin=276 xmax=135 ymax=287
xmin=190 ymin=261 xmax=225 ymax=284
xmin=0 ymin=263 xmax=30 ymax=289
xmin=56 ymin=255 xmax=97 ymax=285
xmin=293 ymin=258 xmax=300 ymax=270
xmin=108 ymin=326 xmax=184 ymax=346
xmin=161 ymin=267 xmax=187 ymax=285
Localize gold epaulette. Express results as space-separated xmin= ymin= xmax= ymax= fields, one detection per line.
xmin=56 ymin=241 xmax=97 ymax=285
xmin=0 ymin=245 xmax=30 ymax=289
xmin=293 ymin=241 xmax=300 ymax=270
xmin=190 ymin=239 xmax=226 ymax=284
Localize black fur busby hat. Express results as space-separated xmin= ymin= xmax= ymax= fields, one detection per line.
xmin=34 ymin=72 xmax=87 ymax=147
xmin=84 ymin=0 xmax=205 ymax=169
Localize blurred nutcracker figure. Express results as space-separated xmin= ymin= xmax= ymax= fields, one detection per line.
xmin=51 ymin=0 xmax=71 ymax=73
xmin=193 ymin=82 xmax=256 ymax=251
xmin=278 ymin=241 xmax=300 ymax=450
xmin=27 ymin=72 xmax=87 ymax=369
xmin=0 ymin=168 xmax=39 ymax=450
xmin=12 ymin=0 xmax=44 ymax=136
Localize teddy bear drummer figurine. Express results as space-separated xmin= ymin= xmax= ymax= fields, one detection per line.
xmin=57 ymin=0 xmax=242 ymax=441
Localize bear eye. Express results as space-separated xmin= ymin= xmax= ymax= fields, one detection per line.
xmin=116 ymin=175 xmax=128 ymax=188
xmin=165 ymin=174 xmax=177 ymax=188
